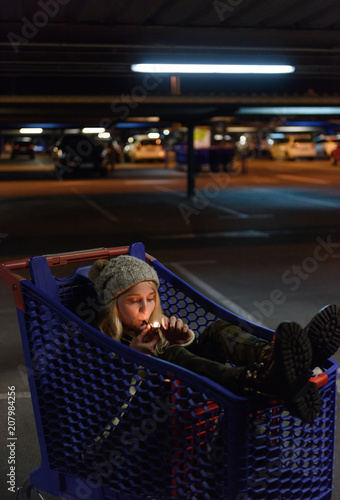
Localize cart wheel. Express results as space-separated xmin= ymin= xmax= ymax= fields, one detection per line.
xmin=16 ymin=477 xmax=32 ymax=500
xmin=16 ymin=477 xmax=45 ymax=500
xmin=15 ymin=477 xmax=44 ymax=500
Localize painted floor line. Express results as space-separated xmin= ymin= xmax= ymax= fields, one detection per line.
xmin=156 ymin=186 xmax=259 ymax=219
xmin=218 ymin=214 xmax=273 ymax=219
xmin=156 ymin=186 xmax=253 ymax=218
xmin=276 ymin=174 xmax=329 ymax=185
xmin=169 ymin=262 xmax=267 ymax=327
xmin=71 ymin=189 xmax=119 ymax=222
xmin=204 ymin=200 xmax=250 ymax=218
xmin=154 ymin=230 xmax=269 ymax=239
xmin=284 ymin=192 xmax=340 ymax=208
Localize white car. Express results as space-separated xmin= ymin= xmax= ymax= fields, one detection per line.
xmin=124 ymin=137 xmax=165 ymax=162
xmin=313 ymin=136 xmax=338 ymax=158
xmin=269 ymin=135 xmax=316 ymax=160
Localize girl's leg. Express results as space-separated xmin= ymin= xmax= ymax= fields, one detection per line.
xmin=160 ymin=322 xmax=321 ymax=423
xmin=188 ymin=320 xmax=273 ymax=366
xmin=161 ymin=343 xmax=247 ymax=396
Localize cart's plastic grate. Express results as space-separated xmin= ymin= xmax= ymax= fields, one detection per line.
xmin=22 ymin=289 xmax=230 ymax=499
xmin=18 ymin=256 xmax=337 ymax=500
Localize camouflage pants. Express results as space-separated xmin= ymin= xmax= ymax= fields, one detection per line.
xmin=161 ymin=320 xmax=272 ymax=395
xmin=188 ymin=320 xmax=272 ymax=366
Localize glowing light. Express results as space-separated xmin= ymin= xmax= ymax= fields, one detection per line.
xmin=163 ymin=129 xmax=170 ymax=135
xmin=82 ymin=127 xmax=105 ymax=134
xmin=131 ymin=64 xmax=295 ymax=74
xmin=238 ymin=107 xmax=340 ymax=115
xmin=148 ymin=132 xmax=160 ymax=139
xmin=64 ymin=128 xmax=81 ymax=134
xmin=20 ymin=128 xmax=43 ymax=134
xmin=98 ymin=132 xmax=111 ymax=139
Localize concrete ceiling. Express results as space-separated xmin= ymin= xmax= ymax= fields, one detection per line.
xmin=1 ymin=0 xmax=340 ymax=127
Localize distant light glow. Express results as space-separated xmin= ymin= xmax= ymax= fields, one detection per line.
xmin=276 ymin=126 xmax=320 ymax=133
xmin=20 ymin=128 xmax=43 ymax=134
xmin=214 ymin=134 xmax=223 ymax=141
xmin=126 ymin=116 xmax=160 ymax=122
xmin=98 ymin=132 xmax=111 ymax=139
xmin=131 ymin=64 xmax=295 ymax=74
xmin=238 ymin=107 xmax=340 ymax=115
xmin=227 ymin=126 xmax=258 ymax=132
xmin=163 ymin=129 xmax=170 ymax=135
xmin=64 ymin=128 xmax=81 ymax=134
xmin=268 ymin=133 xmax=286 ymax=139
xmin=148 ymin=132 xmax=160 ymax=139
xmin=82 ymin=127 xmax=105 ymax=134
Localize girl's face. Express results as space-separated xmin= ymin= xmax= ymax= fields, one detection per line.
xmin=116 ymin=281 xmax=156 ymax=332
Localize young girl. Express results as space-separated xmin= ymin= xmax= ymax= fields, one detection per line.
xmin=89 ymin=255 xmax=340 ymax=423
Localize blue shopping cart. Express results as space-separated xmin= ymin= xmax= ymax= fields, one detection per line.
xmin=0 ymin=242 xmax=337 ymax=500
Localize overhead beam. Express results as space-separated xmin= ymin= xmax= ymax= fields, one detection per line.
xmin=1 ymin=95 xmax=340 ymax=105
xmin=2 ymin=24 xmax=340 ymax=52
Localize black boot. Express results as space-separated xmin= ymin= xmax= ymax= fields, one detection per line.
xmin=244 ymin=322 xmax=322 ymax=423
xmin=304 ymin=304 xmax=340 ymax=367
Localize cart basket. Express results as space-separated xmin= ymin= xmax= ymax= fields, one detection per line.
xmin=0 ymin=242 xmax=337 ymax=500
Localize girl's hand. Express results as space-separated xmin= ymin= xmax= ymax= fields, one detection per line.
xmin=129 ymin=325 xmax=160 ymax=355
xmin=160 ymin=316 xmax=194 ymax=345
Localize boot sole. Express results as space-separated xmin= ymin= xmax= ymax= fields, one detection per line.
xmin=275 ymin=321 xmax=312 ymax=396
xmin=275 ymin=322 xmax=321 ymax=421
xmin=286 ymin=381 xmax=322 ymax=423
xmin=307 ymin=304 xmax=340 ymax=365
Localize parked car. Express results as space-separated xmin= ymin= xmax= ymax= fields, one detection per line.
xmin=123 ymin=136 xmax=165 ymax=162
xmin=52 ymin=134 xmax=108 ymax=178
xmin=11 ymin=137 xmax=35 ymax=159
xmin=313 ymin=136 xmax=338 ymax=158
xmin=269 ymin=135 xmax=316 ymax=160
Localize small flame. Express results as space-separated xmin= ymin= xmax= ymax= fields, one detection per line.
xmin=152 ymin=322 xmax=160 ymax=328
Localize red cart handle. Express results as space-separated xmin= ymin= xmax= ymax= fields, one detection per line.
xmin=0 ymin=245 xmax=156 ymax=310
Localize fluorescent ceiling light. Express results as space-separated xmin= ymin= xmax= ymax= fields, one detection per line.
xmin=238 ymin=107 xmax=340 ymax=115
xmin=131 ymin=64 xmax=295 ymax=74
xmin=276 ymin=126 xmax=321 ymax=132
xmin=20 ymin=127 xmax=43 ymax=134
xmin=82 ymin=127 xmax=105 ymax=134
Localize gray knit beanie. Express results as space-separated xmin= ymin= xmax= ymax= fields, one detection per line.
xmin=88 ymin=255 xmax=159 ymax=303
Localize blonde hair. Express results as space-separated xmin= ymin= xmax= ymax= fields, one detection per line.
xmin=98 ymin=281 xmax=167 ymax=352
